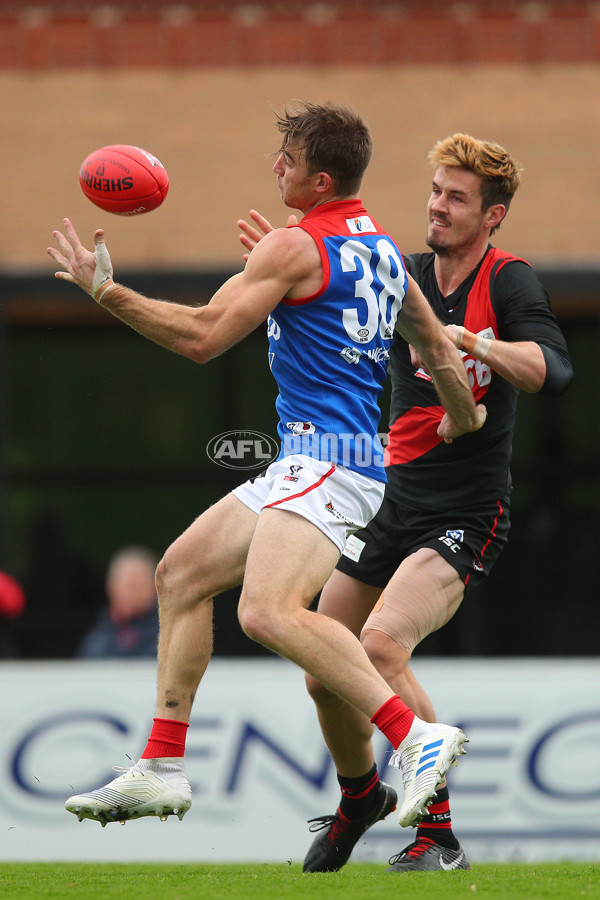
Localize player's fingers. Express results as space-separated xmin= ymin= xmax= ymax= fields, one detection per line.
xmin=47 ymin=248 xmax=73 ymax=278
xmin=286 ymin=214 xmax=299 ymax=226
xmin=239 ymin=228 xmax=263 ymax=250
xmin=249 ymin=209 xmax=274 ymax=234
xmin=437 ymin=414 xmax=452 ymax=443
xmin=52 ymin=232 xmax=73 ymax=258
xmin=238 ymin=222 xmax=262 ymax=244
xmin=46 ymin=246 xmax=61 ymax=263
xmin=239 ymin=234 xmax=255 ymax=253
xmin=94 ymin=229 xmax=106 ymax=245
xmin=62 ymin=217 xmax=81 ymax=248
xmin=55 ymin=271 xmax=75 ymax=283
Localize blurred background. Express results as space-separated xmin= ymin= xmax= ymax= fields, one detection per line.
xmin=0 ymin=0 xmax=598 ymax=661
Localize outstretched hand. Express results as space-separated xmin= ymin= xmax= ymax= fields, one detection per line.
xmin=47 ymin=218 xmax=114 ymax=301
xmin=237 ymin=209 xmax=298 ymax=261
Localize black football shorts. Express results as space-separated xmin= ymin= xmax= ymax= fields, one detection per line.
xmin=336 ymin=494 xmax=511 ymax=591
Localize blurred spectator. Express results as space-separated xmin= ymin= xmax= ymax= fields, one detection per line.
xmin=77 ymin=546 xmax=159 ymax=659
xmin=0 ymin=569 xmax=26 ymax=657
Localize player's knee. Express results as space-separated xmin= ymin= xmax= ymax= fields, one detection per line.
xmin=237 ymin=594 xmax=273 ymax=646
xmin=361 ymin=627 xmax=410 ymax=683
xmin=155 ymin=549 xmax=198 ymax=613
xmin=237 ymin=604 xmax=259 ymax=642
xmin=155 ymin=553 xmax=170 ymax=600
xmin=305 ymin=670 xmax=337 ymax=706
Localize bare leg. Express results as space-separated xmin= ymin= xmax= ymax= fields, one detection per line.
xmin=300 ymin=548 xmax=467 ymax=872
xmin=305 ymin=570 xmax=383 ymax=777
xmin=154 ymin=493 xmax=258 ymax=721
xmin=238 ymin=508 xmax=396 ymax=718
xmin=361 ymin=548 xmax=465 ymax=785
xmin=63 ymin=493 xmax=258 ymax=827
xmin=361 ymin=548 xmax=464 ymax=715
xmin=307 ymin=549 xmax=464 ymax=775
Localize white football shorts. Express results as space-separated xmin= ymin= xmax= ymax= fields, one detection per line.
xmin=233 ymin=454 xmax=385 ymax=554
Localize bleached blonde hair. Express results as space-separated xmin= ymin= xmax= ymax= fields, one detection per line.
xmin=429 ymin=133 xmax=522 ymax=231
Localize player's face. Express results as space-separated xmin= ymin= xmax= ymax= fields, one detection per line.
xmin=427 ymin=166 xmax=489 ymax=256
xmin=272 ymin=143 xmax=315 ymax=210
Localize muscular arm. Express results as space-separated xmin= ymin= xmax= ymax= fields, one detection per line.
xmin=93 ymin=274 xmax=271 ymax=363
xmin=449 ymin=261 xmax=574 ymax=395
xmin=449 ymin=327 xmax=547 ymax=393
xmin=47 ymin=219 xmax=316 ymax=364
xmin=484 ymin=338 xmax=545 ymax=392
xmin=397 ymin=274 xmax=486 ymax=440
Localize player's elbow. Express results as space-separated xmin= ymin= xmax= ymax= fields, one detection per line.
xmin=538 ymin=345 xmax=575 ymax=396
xmin=186 ymin=333 xmax=219 ymax=365
xmin=188 ymin=342 xmax=212 ymax=364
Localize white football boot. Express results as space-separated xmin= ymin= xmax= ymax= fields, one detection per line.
xmin=389 ymin=719 xmax=468 ymax=827
xmin=65 ymin=758 xmax=191 ymax=827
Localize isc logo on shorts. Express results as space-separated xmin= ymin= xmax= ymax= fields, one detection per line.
xmin=439 ymin=529 xmax=465 ymax=554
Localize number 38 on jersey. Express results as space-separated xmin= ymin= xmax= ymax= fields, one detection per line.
xmin=340 ymin=238 xmax=407 ymax=345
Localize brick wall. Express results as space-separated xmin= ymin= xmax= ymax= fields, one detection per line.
xmin=2 ymin=2 xmax=600 ymax=69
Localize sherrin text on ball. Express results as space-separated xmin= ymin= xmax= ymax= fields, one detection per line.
xmin=79 ymin=144 xmax=169 ymax=215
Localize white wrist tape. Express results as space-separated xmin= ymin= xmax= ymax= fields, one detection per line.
xmin=450 ymin=325 xmax=464 ymax=347
xmin=92 ymin=238 xmax=114 ymax=301
xmin=472 ymin=335 xmax=492 ymax=360
xmin=455 ymin=326 xmax=492 ymax=361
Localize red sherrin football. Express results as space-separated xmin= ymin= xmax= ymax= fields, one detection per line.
xmin=79 ymin=144 xmax=169 ymax=215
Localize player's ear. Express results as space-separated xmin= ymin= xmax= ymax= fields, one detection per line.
xmin=314 ymin=171 xmax=333 ymax=194
xmin=486 ymin=204 xmax=506 ymax=230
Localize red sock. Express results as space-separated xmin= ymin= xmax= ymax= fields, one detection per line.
xmin=370 ymin=695 xmax=415 ymax=749
xmin=141 ymin=717 xmax=189 ymax=759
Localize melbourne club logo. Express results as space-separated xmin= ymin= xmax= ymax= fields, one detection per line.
xmin=206 ymin=430 xmax=279 ymax=470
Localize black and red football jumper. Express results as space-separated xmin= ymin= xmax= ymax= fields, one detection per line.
xmin=336 ymin=245 xmax=573 ymax=588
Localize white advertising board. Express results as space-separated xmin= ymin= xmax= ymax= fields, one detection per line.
xmin=0 ymin=658 xmax=599 ymax=864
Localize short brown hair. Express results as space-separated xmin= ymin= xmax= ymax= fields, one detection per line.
xmin=275 ymin=101 xmax=372 ymax=196
xmin=429 ymin=133 xmax=522 ymax=231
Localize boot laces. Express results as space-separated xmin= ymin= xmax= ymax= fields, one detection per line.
xmin=307 ymin=810 xmax=350 ymax=844
xmin=389 ymin=742 xmax=421 ymax=791
xmin=388 ymin=835 xmax=435 ymax=866
xmin=307 ymin=814 xmax=336 ymax=834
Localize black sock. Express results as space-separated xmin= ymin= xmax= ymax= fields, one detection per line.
xmin=415 ymin=785 xmax=459 ymax=850
xmin=338 ymin=763 xmax=380 ymax=819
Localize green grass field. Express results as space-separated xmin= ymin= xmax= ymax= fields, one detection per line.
xmin=1 ymin=863 xmax=599 ymax=900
